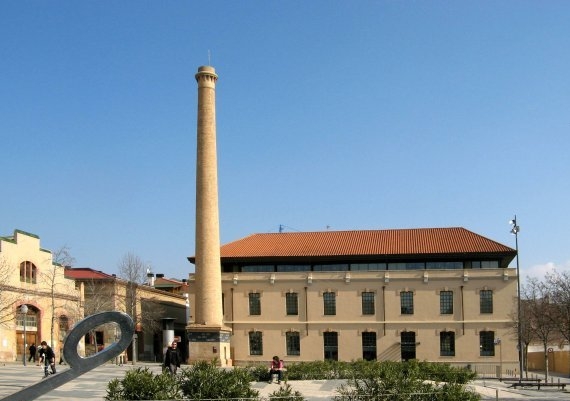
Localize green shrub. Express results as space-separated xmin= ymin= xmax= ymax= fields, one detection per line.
xmin=178 ymin=360 xmax=260 ymax=400
xmin=269 ymin=383 xmax=306 ymax=401
xmin=105 ymin=367 xmax=181 ymax=400
xmin=246 ymin=363 xmax=272 ymax=382
xmin=417 ymin=361 xmax=477 ymax=384
xmin=333 ymin=361 xmax=480 ymax=401
xmin=286 ymin=360 xmax=354 ymax=380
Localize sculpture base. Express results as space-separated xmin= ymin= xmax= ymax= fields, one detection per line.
xmin=187 ymin=325 xmax=232 ymax=367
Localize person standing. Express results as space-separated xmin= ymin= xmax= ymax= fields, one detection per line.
xmin=39 ymin=341 xmax=56 ymax=378
xmin=163 ymin=341 xmax=181 ymax=374
xmin=28 ymin=343 xmax=36 ymax=363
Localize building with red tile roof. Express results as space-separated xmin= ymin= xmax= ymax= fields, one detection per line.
xmin=65 ymin=267 xmax=189 ymax=362
xmin=187 ymin=227 xmax=519 ymax=374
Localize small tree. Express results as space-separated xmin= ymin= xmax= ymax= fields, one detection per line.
xmin=41 ymin=246 xmax=75 ymax=348
xmin=117 ymin=252 xmax=148 ymax=328
xmin=117 ymin=253 xmax=164 ymax=360
xmin=544 ymin=270 xmax=570 ymax=378
xmin=82 ymin=278 xmax=117 ymax=354
xmin=522 ymin=278 xmax=559 ymax=381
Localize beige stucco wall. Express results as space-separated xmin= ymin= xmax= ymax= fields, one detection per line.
xmin=0 ymin=230 xmax=83 ymax=362
xmin=188 ymin=268 xmax=518 ymax=371
xmin=80 ymin=275 xmax=188 ymax=362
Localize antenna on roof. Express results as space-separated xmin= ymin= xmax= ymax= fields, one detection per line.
xmin=279 ymin=224 xmax=284 ymax=233
xmin=208 ymin=50 xmax=211 ymax=65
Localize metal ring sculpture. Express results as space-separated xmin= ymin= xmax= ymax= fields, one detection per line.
xmin=1 ymin=311 xmax=134 ymax=401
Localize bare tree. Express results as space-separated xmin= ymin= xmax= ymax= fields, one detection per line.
xmin=544 ymin=270 xmax=570 ymax=377
xmin=515 ymin=298 xmax=539 ymax=378
xmin=117 ymin=252 xmax=147 ymax=328
xmin=0 ymin=257 xmax=18 ymax=327
xmin=117 ymin=253 xmax=164 ymax=360
xmin=522 ymin=277 xmax=559 ymax=381
xmin=509 ymin=297 xmax=536 ymax=378
xmin=41 ymin=246 xmax=75 ymax=348
xmin=82 ymin=278 xmax=116 ymax=354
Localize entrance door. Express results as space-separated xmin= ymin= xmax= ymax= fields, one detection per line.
xmin=400 ymin=331 xmax=416 ymax=361
xmin=16 ymin=332 xmax=37 ymax=361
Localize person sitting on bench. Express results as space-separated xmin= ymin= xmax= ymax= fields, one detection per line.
xmin=269 ymin=355 xmax=284 ymax=384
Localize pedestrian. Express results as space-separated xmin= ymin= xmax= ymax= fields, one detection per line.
xmin=59 ymin=351 xmax=66 ymax=365
xmin=39 ymin=341 xmax=56 ymax=378
xmin=268 ymin=355 xmax=284 ymax=384
xmin=162 ymin=341 xmax=181 ymax=374
xmin=28 ymin=343 xmax=36 ymax=363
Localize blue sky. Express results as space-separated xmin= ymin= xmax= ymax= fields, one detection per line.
xmin=1 ymin=1 xmax=569 ymax=280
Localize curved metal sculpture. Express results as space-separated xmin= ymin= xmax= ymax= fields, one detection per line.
xmin=1 ymin=311 xmax=134 ymax=401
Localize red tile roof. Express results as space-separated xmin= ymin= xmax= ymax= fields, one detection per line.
xmin=64 ymin=267 xmax=116 ymax=280
xmin=218 ymin=228 xmax=514 ymax=258
xmin=154 ymin=277 xmax=188 ymax=288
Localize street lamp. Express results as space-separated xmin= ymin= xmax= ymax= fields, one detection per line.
xmin=20 ymin=304 xmax=28 ymax=366
xmin=509 ymin=216 xmax=523 ymax=382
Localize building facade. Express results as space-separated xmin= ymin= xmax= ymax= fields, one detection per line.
xmin=0 ymin=229 xmax=84 ymax=363
xmin=187 ymin=228 xmax=520 ymax=375
xmin=65 ymin=268 xmax=189 ymax=363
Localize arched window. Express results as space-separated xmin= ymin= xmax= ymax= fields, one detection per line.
xmin=19 ymin=261 xmax=37 ymax=284
xmin=16 ymin=305 xmax=38 ymax=328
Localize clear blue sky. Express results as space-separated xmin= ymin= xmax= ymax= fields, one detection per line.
xmin=1 ymin=1 xmax=569 ymax=280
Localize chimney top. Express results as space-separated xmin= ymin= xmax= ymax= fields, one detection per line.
xmin=197 ymin=66 xmax=216 ymax=74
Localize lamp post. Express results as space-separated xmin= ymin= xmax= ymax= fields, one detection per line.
xmin=20 ymin=304 xmax=28 ymax=366
xmin=509 ymin=216 xmax=523 ymax=382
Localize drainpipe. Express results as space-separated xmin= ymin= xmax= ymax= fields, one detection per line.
xmin=230 ymin=288 xmax=234 ymax=332
xmin=382 ymin=286 xmax=386 ymax=336
xmin=304 ymin=287 xmax=309 ymax=336
xmin=460 ymin=285 xmax=465 ymax=335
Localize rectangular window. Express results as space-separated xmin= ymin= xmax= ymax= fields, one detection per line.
xmin=351 ymin=263 xmax=386 ymax=271
xmin=479 ymin=331 xmax=495 ymax=356
xmin=286 ymin=292 xmax=299 ymax=315
xmin=400 ymin=291 xmax=414 ymax=314
xmin=472 ymin=261 xmax=499 ymax=269
xmin=276 ymin=265 xmax=311 ymax=272
xmin=286 ymin=332 xmax=300 ymax=356
xmin=362 ymin=292 xmax=375 ymax=315
xmin=426 ymin=261 xmax=463 ymax=269
xmin=249 ymin=331 xmax=263 ymax=355
xmin=389 ymin=262 xmax=425 ymax=270
xmin=249 ymin=292 xmax=261 ymax=315
xmin=16 ymin=313 xmax=37 ymax=328
xmin=362 ymin=332 xmax=377 ymax=361
xmin=323 ymin=332 xmax=338 ymax=360
xmin=242 ymin=265 xmax=275 ymax=272
xmin=440 ymin=291 xmax=453 ymax=314
xmin=313 ymin=264 xmax=349 ymax=271
xmin=440 ymin=331 xmax=455 ymax=356
xmin=480 ymin=290 xmax=493 ymax=313
xmin=323 ymin=292 xmax=336 ymax=316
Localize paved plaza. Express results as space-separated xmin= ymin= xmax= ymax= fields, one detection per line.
xmin=0 ymin=362 xmax=568 ymax=401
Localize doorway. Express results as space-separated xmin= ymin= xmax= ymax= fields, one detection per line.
xmin=17 ymin=332 xmax=37 ymax=362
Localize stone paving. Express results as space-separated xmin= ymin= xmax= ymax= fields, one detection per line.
xmin=0 ymin=362 xmax=568 ymax=401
